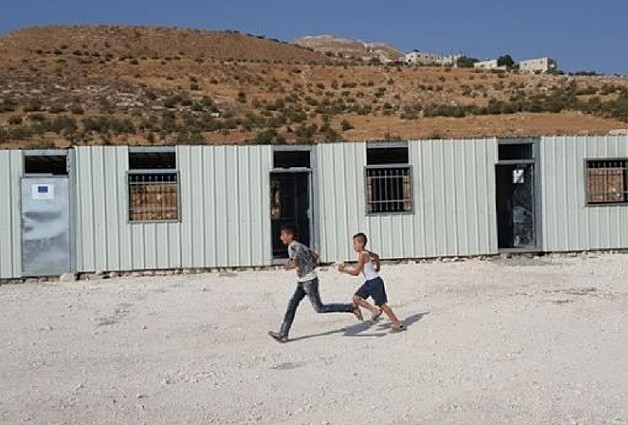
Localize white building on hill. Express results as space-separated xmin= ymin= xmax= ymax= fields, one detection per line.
xmin=404 ymin=50 xmax=443 ymax=65
xmin=405 ymin=50 xmax=461 ymax=66
xmin=474 ymin=59 xmax=506 ymax=70
xmin=519 ymin=57 xmax=558 ymax=73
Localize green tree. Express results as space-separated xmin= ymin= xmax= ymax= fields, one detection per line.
xmin=456 ymin=56 xmax=479 ymax=68
xmin=497 ymin=54 xmax=515 ymax=69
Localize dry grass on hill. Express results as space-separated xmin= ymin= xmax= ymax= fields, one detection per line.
xmin=0 ymin=26 xmax=627 ymax=148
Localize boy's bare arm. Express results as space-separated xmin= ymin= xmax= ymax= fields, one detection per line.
xmin=311 ymin=251 xmax=320 ymax=265
xmin=338 ymin=252 xmax=367 ymax=276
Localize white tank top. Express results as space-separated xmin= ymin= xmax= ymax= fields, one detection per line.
xmin=361 ymin=252 xmax=380 ymax=280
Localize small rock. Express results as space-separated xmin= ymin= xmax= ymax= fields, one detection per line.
xmin=109 ymin=271 xmax=120 ymax=279
xmin=59 ymin=273 xmax=77 ymax=282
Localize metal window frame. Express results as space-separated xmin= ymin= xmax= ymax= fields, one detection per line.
xmin=584 ymin=158 xmax=628 ymax=208
xmin=126 ymin=169 xmax=182 ymax=224
xmin=364 ymin=163 xmax=414 ymax=216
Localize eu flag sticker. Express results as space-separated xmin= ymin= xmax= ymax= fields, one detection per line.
xmin=32 ymin=184 xmax=54 ymax=200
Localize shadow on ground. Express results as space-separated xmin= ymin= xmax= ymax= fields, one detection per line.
xmin=289 ymin=311 xmax=429 ymax=343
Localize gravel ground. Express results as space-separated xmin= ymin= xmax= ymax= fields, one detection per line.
xmin=1 ymin=254 xmax=627 ymax=425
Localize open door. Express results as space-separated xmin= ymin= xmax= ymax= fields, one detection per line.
xmin=270 ymin=172 xmax=311 ymax=259
xmin=495 ymin=140 xmax=541 ymax=251
xmin=270 ymin=148 xmax=313 ymax=259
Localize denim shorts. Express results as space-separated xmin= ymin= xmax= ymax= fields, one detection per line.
xmin=354 ymin=277 xmax=388 ymax=306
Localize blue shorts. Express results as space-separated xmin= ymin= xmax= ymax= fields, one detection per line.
xmin=354 ymin=277 xmax=388 ymax=306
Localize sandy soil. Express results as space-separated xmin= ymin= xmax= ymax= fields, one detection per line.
xmin=1 ymin=254 xmax=627 ymax=425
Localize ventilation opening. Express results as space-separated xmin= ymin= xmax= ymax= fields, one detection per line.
xmin=129 ymin=150 xmax=176 ymax=170
xmin=367 ymin=146 xmax=409 ymax=165
xmin=24 ymin=154 xmax=68 ymax=175
xmin=499 ymin=143 xmax=533 ymax=161
xmin=273 ymin=150 xmax=311 ymax=169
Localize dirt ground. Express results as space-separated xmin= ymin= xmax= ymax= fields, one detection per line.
xmin=1 ymin=253 xmax=627 ymax=425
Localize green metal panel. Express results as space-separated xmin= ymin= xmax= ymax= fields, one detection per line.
xmin=75 ymin=145 xmax=273 ymax=272
xmin=541 ymin=136 xmax=628 ymax=251
xmin=316 ymin=143 xmax=367 ymax=262
xmin=364 ymin=138 xmax=498 ymax=259
xmin=316 ymin=139 xmax=498 ymax=262
xmin=0 ymin=150 xmax=23 ymax=279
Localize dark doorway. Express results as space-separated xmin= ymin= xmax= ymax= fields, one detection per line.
xmin=270 ymin=172 xmax=310 ymax=259
xmin=496 ymin=163 xmax=536 ymax=249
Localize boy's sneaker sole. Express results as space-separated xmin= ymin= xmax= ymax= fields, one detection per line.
xmin=390 ymin=324 xmax=406 ymax=333
xmin=268 ymin=331 xmax=288 ymax=343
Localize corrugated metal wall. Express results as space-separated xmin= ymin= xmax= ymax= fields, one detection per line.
xmin=75 ymin=145 xmax=272 ymax=273
xmin=6 ymin=135 xmax=628 ymax=278
xmin=0 ymin=150 xmax=23 ymax=279
xmin=541 ymin=136 xmax=628 ymax=251
xmin=316 ymin=143 xmax=368 ymax=261
xmin=316 ymin=139 xmax=498 ymax=262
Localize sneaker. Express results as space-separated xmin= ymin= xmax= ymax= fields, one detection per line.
xmin=390 ymin=324 xmax=406 ymax=333
xmin=268 ymin=330 xmax=288 ymax=343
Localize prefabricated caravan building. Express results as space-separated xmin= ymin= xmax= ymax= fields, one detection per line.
xmin=1 ymin=136 xmax=627 ymax=280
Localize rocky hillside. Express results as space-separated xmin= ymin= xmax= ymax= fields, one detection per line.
xmin=0 ymin=26 xmax=335 ymax=64
xmin=0 ymin=25 xmax=627 ymax=149
xmin=293 ymin=35 xmax=404 ymax=63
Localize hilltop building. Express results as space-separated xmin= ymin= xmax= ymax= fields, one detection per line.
xmin=474 ymin=59 xmax=507 ymax=71
xmin=404 ymin=50 xmax=462 ymax=66
xmin=519 ymin=57 xmax=558 ymax=73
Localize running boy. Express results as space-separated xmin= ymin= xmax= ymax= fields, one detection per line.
xmin=338 ymin=233 xmax=405 ymax=333
xmin=268 ymin=225 xmax=362 ymax=343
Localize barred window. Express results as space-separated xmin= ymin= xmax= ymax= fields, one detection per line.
xmin=586 ymin=160 xmax=627 ymax=205
xmin=365 ymin=145 xmax=413 ymax=214
xmin=128 ymin=150 xmax=180 ymax=222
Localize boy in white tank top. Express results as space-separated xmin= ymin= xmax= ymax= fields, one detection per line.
xmin=338 ymin=233 xmax=405 ymax=333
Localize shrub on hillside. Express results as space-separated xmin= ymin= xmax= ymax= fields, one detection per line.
xmin=253 ymin=128 xmax=285 ymax=145
xmin=340 ymin=119 xmax=354 ymax=131
xmin=8 ymin=115 xmax=23 ymax=125
xmin=70 ymin=104 xmax=85 ymax=115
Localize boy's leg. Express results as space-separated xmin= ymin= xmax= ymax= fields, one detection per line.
xmin=277 ymin=284 xmax=307 ymax=338
xmin=304 ymin=278 xmax=356 ymax=314
xmin=353 ymin=280 xmax=380 ymax=317
xmin=380 ymin=304 xmax=402 ymax=327
xmin=352 ymin=295 xmax=380 ymax=316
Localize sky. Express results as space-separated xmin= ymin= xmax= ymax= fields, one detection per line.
xmin=1 ymin=0 xmax=627 ymax=75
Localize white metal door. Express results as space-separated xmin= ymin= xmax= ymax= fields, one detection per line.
xmin=21 ymin=177 xmax=71 ymax=276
